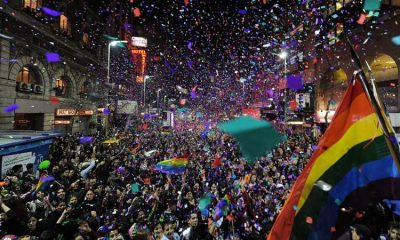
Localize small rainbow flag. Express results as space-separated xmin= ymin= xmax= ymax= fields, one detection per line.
xmin=32 ymin=174 xmax=54 ymax=195
xmin=213 ymin=194 xmax=231 ymax=221
xmin=128 ymin=143 xmax=141 ymax=155
xmin=154 ymin=157 xmax=188 ymax=175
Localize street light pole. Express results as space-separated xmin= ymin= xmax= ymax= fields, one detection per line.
xmin=143 ymin=75 xmax=153 ymax=113
xmin=143 ymin=76 xmax=146 ymax=112
xmin=279 ymin=51 xmax=288 ymax=124
xmin=156 ymin=89 xmax=162 ymax=111
xmin=107 ymin=40 xmax=128 ymax=84
xmin=106 ymin=40 xmax=127 ymax=136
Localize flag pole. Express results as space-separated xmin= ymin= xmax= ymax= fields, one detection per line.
xmin=346 ymin=37 xmax=400 ymax=169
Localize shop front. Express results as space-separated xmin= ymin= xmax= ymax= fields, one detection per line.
xmin=54 ymin=108 xmax=96 ymax=134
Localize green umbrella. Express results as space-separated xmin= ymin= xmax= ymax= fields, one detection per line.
xmin=38 ymin=160 xmax=51 ymax=170
xmin=218 ymin=116 xmax=283 ymax=163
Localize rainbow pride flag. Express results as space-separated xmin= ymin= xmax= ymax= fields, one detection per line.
xmin=32 ymin=174 xmax=55 ymax=195
xmin=213 ymin=194 xmax=231 ymax=221
xmin=154 ymin=157 xmax=188 ymax=175
xmin=128 ymin=143 xmax=141 ymax=155
xmin=268 ymin=74 xmax=400 ymax=239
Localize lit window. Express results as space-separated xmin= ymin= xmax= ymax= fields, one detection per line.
xmin=55 ymin=77 xmax=70 ymax=97
xmin=60 ymin=14 xmax=68 ymax=32
xmin=16 ymin=65 xmax=41 ymax=84
xmin=24 ymin=0 xmax=42 ymax=10
xmin=83 ymin=33 xmax=90 ymax=44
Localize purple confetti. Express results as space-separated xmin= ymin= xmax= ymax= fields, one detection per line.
xmin=144 ymin=113 xmax=157 ymax=119
xmin=45 ymin=52 xmax=61 ymax=63
xmin=103 ymin=108 xmax=110 ymax=115
xmin=287 ymin=75 xmax=303 ymax=91
xmin=239 ymin=9 xmax=247 ymax=15
xmin=187 ymin=60 xmax=193 ymax=69
xmin=41 ymin=7 xmax=61 ymax=17
xmin=190 ymin=90 xmax=197 ymax=99
xmin=3 ymin=104 xmax=19 ymax=113
xmin=187 ymin=41 xmax=193 ymax=49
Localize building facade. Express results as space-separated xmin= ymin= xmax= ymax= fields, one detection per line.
xmin=0 ymin=0 xmax=108 ymax=133
xmin=289 ymin=0 xmax=400 ymax=128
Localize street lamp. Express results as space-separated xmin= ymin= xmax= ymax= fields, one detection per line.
xmin=279 ymin=50 xmax=288 ymax=124
xmin=156 ymin=89 xmax=162 ymax=111
xmin=239 ymin=77 xmax=246 ymax=98
xmin=143 ymin=75 xmax=154 ymax=112
xmin=107 ymin=40 xmax=128 ymax=84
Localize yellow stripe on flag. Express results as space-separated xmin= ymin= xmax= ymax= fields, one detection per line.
xmin=296 ymin=113 xmax=383 ymax=213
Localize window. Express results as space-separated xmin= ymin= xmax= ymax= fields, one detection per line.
xmin=82 ymin=33 xmax=90 ymax=44
xmin=60 ymin=15 xmax=70 ymax=33
xmin=16 ymin=65 xmax=41 ymax=85
xmin=54 ymin=77 xmax=71 ymax=97
xmin=24 ymin=0 xmax=42 ymax=10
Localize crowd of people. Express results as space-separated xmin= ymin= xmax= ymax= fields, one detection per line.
xmin=1 ymin=120 xmax=399 ymax=240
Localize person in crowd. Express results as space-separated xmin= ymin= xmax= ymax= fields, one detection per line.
xmin=0 ymin=122 xmax=395 ymax=239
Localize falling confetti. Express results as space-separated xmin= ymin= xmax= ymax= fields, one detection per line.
xmin=45 ymin=52 xmax=61 ymax=63
xmin=3 ymin=104 xmax=19 ymax=113
xmin=41 ymin=7 xmax=61 ymax=17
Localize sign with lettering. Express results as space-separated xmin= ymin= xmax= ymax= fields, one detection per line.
xmin=131 ymin=37 xmax=147 ymax=47
xmin=56 ymin=109 xmax=94 ymax=116
xmin=1 ymin=152 xmax=33 ymax=178
xmin=54 ymin=120 xmax=71 ymax=125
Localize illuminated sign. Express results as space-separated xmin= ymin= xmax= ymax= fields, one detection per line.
xmin=56 ymin=109 xmax=94 ymax=116
xmin=131 ymin=37 xmax=148 ymax=47
xmin=54 ymin=120 xmax=71 ymax=125
xmin=131 ymin=49 xmax=147 ymax=83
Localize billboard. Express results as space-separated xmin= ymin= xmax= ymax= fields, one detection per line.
xmin=117 ymin=100 xmax=138 ymax=114
xmin=131 ymin=37 xmax=147 ymax=48
xmin=162 ymin=111 xmax=174 ymax=127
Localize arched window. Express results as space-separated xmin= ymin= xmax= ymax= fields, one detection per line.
xmin=16 ymin=65 xmax=43 ymax=94
xmin=54 ymin=76 xmax=71 ymax=97
xmin=82 ymin=33 xmax=90 ymax=45
xmin=24 ymin=0 xmax=42 ymax=10
xmin=16 ymin=65 xmax=42 ymax=85
xmin=366 ymin=53 xmax=399 ymax=112
xmin=60 ymin=14 xmax=71 ymax=35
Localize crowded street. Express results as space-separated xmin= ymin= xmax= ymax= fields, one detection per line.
xmin=1 ymin=0 xmax=400 ymax=239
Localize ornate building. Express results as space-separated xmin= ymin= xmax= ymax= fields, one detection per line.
xmin=288 ymin=0 xmax=400 ymax=129
xmin=0 ymin=0 xmax=135 ymax=133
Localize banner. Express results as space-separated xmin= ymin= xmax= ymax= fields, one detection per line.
xmin=1 ymin=152 xmax=33 ymax=178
